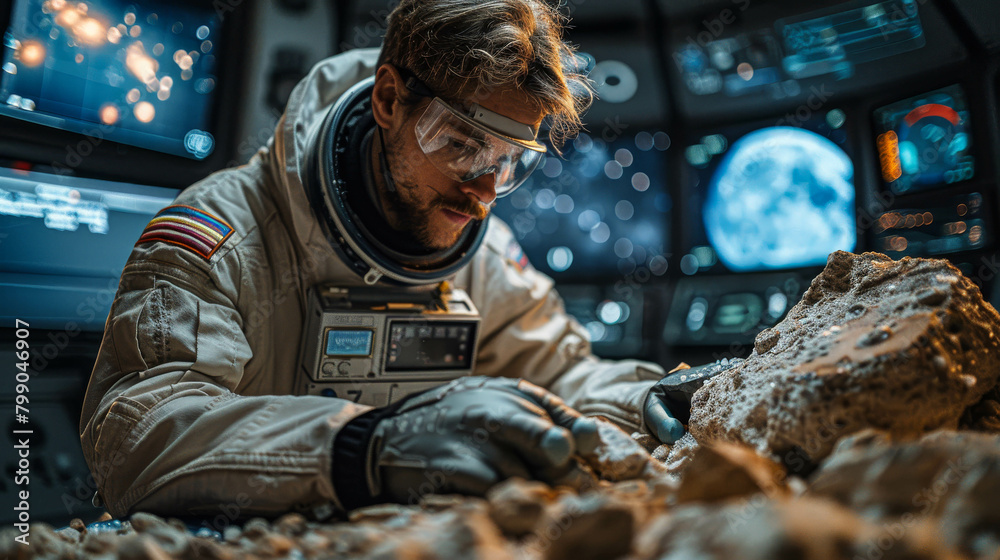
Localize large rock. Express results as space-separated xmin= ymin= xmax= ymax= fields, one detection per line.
xmin=683 ymin=251 xmax=1000 ymax=470
xmin=808 ymin=430 xmax=1000 ymax=559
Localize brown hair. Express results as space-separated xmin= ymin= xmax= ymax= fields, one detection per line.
xmin=377 ymin=0 xmax=593 ymax=151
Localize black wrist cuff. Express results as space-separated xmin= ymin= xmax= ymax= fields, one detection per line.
xmin=331 ymin=403 xmax=404 ymax=511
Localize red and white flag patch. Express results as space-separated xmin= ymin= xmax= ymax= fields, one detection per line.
xmin=505 ymin=239 xmax=531 ymax=272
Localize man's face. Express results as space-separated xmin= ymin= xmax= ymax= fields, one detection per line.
xmin=378 ymin=87 xmax=545 ymax=250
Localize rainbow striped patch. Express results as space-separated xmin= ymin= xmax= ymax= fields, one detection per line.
xmin=137 ymin=205 xmax=234 ymax=260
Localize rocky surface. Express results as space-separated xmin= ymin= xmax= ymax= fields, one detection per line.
xmin=3 ymin=429 xmax=999 ymax=559
xmin=808 ymin=430 xmax=1000 ymax=559
xmin=681 ymin=251 xmax=1000 ymax=471
xmin=4 ymin=252 xmax=1000 ymax=559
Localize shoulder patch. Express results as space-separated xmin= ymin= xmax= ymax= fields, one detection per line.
xmin=504 ymin=239 xmax=532 ymax=272
xmin=137 ymin=205 xmax=234 ymax=260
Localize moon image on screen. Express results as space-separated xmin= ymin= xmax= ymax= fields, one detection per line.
xmin=703 ymin=127 xmax=856 ymax=272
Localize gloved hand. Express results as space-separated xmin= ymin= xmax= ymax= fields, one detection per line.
xmin=643 ymin=381 xmax=687 ymax=445
xmin=332 ymin=376 xmax=599 ymax=509
xmin=643 ymin=359 xmax=743 ymax=444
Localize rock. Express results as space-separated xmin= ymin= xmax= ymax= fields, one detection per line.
xmin=937 ymin=455 xmax=1000 ymax=559
xmin=348 ymin=503 xmax=420 ymax=524
xmin=487 ymin=478 xmax=554 ymax=537
xmin=142 ymin=524 xmax=191 ymax=556
xmin=249 ymin=533 xmax=295 ymax=557
xmin=534 ymin=493 xmax=634 ymax=560
xmin=56 ymin=526 xmax=83 ymax=544
xmin=129 ymin=512 xmax=168 ymax=532
xmin=185 ymin=536 xmax=234 ymax=560
xmin=0 ymin=524 xmax=72 ymax=559
xmin=631 ymin=432 xmax=661 ymax=453
xmin=635 ymin=496 xmax=960 ymax=559
xmin=0 ymin=528 xmax=28 ymax=560
xmin=117 ymin=534 xmax=173 ymax=560
xmin=808 ymin=430 xmax=1000 ymax=558
xmin=662 ymin=432 xmax=699 ymax=477
xmin=581 ymin=418 xmax=670 ymax=482
xmin=675 ymin=441 xmax=790 ymax=504
xmin=69 ymin=518 xmax=87 ymax=534
xmin=272 ymin=512 xmax=309 ymax=536
xmin=82 ymin=529 xmax=119 ymax=555
xmin=420 ymin=493 xmax=472 ymax=512
xmin=962 ymin=385 xmax=1000 ymax=433
xmin=367 ymin=502 xmax=513 ymax=559
xmin=167 ymin=518 xmax=189 ymax=534
xmin=239 ymin=517 xmax=272 ymax=540
xmin=686 ymin=251 xmax=1000 ymax=469
xmin=222 ymin=525 xmax=242 ymax=543
xmin=650 ymin=444 xmax=671 ymax=462
xmin=27 ymin=523 xmax=79 ymax=557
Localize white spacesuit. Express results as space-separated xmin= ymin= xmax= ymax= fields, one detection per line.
xmin=79 ymin=48 xmax=668 ymax=520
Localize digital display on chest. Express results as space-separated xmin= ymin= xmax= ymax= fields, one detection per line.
xmin=325 ymin=330 xmax=373 ymax=356
xmin=298 ymin=285 xmax=481 ymax=407
xmin=386 ymin=320 xmax=476 ymax=371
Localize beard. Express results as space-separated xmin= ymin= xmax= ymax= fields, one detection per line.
xmin=381 ymin=130 xmax=490 ymax=250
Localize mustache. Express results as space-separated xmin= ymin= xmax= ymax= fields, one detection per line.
xmin=442 ymin=199 xmax=492 ymax=221
xmin=403 ymin=182 xmax=493 ymax=221
xmin=422 ymin=187 xmax=492 ymax=220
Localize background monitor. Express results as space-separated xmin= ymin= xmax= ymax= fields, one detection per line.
xmin=682 ymin=110 xmax=857 ymax=274
xmin=0 ymin=166 xmax=177 ymax=330
xmin=873 ymin=84 xmax=975 ymax=194
xmin=0 ymin=0 xmax=222 ymax=160
xmin=493 ymin=130 xmax=672 ymax=281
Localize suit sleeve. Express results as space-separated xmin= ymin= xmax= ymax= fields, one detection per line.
xmin=464 ymin=220 xmax=664 ymax=434
xmin=79 ymin=246 xmax=370 ymax=520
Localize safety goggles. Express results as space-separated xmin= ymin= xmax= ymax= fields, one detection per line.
xmin=411 ymin=94 xmax=547 ymax=198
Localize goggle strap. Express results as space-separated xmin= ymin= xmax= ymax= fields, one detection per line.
xmin=403 ymin=75 xmax=436 ymax=99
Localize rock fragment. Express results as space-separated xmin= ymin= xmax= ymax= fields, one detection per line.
xmin=537 ymin=493 xmax=634 ymax=560
xmin=117 ymin=534 xmax=172 ymax=560
xmin=675 ymin=441 xmax=790 ymax=504
xmin=962 ymin=385 xmax=1000 ymax=433
xmin=581 ymin=418 xmax=669 ymax=482
xmin=487 ymin=478 xmax=554 ymax=537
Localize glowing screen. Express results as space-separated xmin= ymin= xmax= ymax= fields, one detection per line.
xmin=0 ymin=0 xmax=221 ymax=159
xmin=0 ymin=166 xmax=178 ymax=330
xmin=493 ymin=131 xmax=671 ymax=279
xmin=684 ymin=112 xmax=856 ymax=273
xmin=874 ymin=84 xmax=974 ymax=193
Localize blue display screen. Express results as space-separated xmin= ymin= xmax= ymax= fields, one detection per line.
xmin=325 ymin=330 xmax=373 ymax=356
xmin=0 ymin=166 xmax=178 ymax=330
xmin=0 ymin=0 xmax=221 ymax=159
xmin=682 ymin=111 xmax=857 ymax=274
xmin=874 ymin=84 xmax=975 ymax=194
xmin=673 ymin=0 xmax=926 ymax=99
xmin=778 ymin=0 xmax=925 ymax=79
xmin=493 ymin=131 xmax=672 ymax=280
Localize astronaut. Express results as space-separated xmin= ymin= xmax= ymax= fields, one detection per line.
xmin=80 ymin=0 xmax=684 ymax=519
